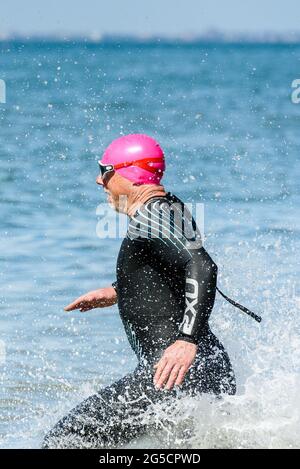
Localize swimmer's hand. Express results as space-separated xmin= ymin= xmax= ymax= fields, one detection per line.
xmin=153 ymin=340 xmax=197 ymax=391
xmin=64 ymin=287 xmax=117 ymax=312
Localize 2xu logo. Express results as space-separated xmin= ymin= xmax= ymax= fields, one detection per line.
xmin=0 ymin=79 xmax=6 ymax=103
xmin=180 ymin=278 xmax=198 ymax=335
xmin=291 ymin=79 xmax=300 ymax=104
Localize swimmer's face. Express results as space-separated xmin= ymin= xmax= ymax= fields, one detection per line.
xmin=96 ymin=172 xmax=131 ymax=213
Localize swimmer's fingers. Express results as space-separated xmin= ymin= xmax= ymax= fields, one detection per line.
xmin=64 ymin=296 xmax=87 ymax=311
xmin=65 ymin=288 xmax=117 ymax=312
xmin=79 ymin=306 xmax=92 ymax=312
xmin=174 ymin=366 xmax=188 ymax=387
xmin=153 ymin=356 xmax=165 ymax=371
xmin=155 ymin=363 xmax=175 ymax=390
xmin=164 ymin=365 xmax=182 ymax=390
xmin=153 ymin=357 xmax=167 ymax=385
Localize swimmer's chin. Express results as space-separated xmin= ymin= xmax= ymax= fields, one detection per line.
xmin=107 ymin=196 xmax=116 ymax=209
xmin=108 ymin=200 xmax=123 ymax=213
xmin=106 ymin=196 xmax=127 ymax=214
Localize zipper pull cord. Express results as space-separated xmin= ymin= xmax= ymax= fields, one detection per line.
xmin=216 ymin=287 xmax=262 ymax=323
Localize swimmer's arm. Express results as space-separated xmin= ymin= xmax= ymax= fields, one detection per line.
xmin=150 ymin=235 xmax=218 ymax=343
xmin=64 ymin=286 xmax=117 ymax=312
xmin=178 ymin=247 xmax=218 ymax=343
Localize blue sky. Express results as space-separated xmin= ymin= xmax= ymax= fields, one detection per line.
xmin=0 ymin=0 xmax=299 ymax=37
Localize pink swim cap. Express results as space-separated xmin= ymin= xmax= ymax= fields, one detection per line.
xmin=100 ymin=134 xmax=165 ymax=185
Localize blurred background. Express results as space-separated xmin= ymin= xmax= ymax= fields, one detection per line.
xmin=0 ymin=0 xmax=300 ymax=449
xmin=1 ymin=0 xmax=300 ymax=39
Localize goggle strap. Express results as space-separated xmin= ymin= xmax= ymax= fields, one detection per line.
xmin=113 ymin=156 xmax=164 ymax=174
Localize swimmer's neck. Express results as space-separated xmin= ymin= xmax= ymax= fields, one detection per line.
xmin=126 ymin=184 xmax=167 ymax=217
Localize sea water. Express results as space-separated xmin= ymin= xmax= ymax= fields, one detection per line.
xmin=0 ymin=40 xmax=299 ymax=448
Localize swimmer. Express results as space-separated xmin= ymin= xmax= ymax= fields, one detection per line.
xmin=43 ymin=134 xmax=260 ymax=448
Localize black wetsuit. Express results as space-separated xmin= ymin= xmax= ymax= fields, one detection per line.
xmin=42 ymin=193 xmax=236 ymax=449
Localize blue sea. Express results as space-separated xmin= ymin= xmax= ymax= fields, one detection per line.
xmin=0 ymin=40 xmax=300 ymax=448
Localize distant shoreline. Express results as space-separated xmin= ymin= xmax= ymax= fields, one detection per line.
xmin=1 ymin=32 xmax=300 ymax=45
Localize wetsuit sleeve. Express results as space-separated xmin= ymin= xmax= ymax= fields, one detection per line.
xmin=177 ymin=247 xmax=217 ymax=344
xmin=150 ymin=238 xmax=218 ymax=344
xmin=111 ymin=281 xmax=118 ymax=295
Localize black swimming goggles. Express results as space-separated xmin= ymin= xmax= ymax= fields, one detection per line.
xmin=98 ymin=156 xmax=164 ymax=181
xmin=98 ymin=162 xmax=114 ymax=180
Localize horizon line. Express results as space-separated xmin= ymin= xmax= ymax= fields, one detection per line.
xmin=1 ymin=30 xmax=300 ymax=45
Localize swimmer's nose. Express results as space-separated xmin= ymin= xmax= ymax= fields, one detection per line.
xmin=96 ymin=175 xmax=104 ymax=186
